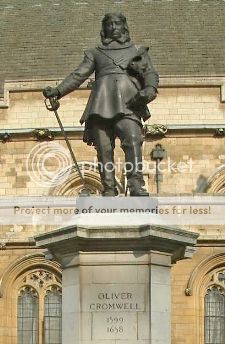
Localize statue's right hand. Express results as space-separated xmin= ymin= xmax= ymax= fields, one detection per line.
xmin=43 ymin=86 xmax=60 ymax=99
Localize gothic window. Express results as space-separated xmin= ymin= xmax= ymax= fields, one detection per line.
xmin=17 ymin=269 xmax=62 ymax=344
xmin=184 ymin=253 xmax=225 ymax=344
xmin=204 ymin=270 xmax=225 ymax=344
xmin=44 ymin=287 xmax=62 ymax=344
xmin=205 ymin=286 xmax=225 ymax=344
xmin=17 ymin=286 xmax=38 ymax=344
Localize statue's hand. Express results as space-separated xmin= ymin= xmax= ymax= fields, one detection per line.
xmin=137 ymin=86 xmax=157 ymax=104
xmin=127 ymin=86 xmax=157 ymax=109
xmin=43 ymin=86 xmax=60 ymax=99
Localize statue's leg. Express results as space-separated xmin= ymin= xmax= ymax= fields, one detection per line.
xmin=92 ymin=118 xmax=118 ymax=196
xmin=115 ymin=117 xmax=149 ymax=196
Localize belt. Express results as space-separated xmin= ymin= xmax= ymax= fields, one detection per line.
xmin=96 ymin=71 xmax=127 ymax=79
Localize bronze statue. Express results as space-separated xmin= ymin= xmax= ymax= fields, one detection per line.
xmin=43 ymin=13 xmax=159 ymax=196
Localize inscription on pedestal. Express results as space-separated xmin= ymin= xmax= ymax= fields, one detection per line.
xmin=89 ymin=291 xmax=142 ymax=311
xmin=93 ymin=313 xmax=137 ymax=340
xmin=83 ymin=284 xmax=145 ymax=312
xmin=82 ymin=284 xmax=145 ymax=340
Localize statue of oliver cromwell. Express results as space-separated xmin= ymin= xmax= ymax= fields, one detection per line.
xmin=43 ymin=13 xmax=159 ymax=196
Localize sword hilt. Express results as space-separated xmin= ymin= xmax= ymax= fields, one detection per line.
xmin=44 ymin=97 xmax=60 ymax=111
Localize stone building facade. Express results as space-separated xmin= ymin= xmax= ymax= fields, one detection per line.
xmin=1 ymin=1 xmax=225 ymax=344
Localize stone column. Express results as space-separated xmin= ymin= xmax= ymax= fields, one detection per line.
xmin=35 ymin=224 xmax=198 ymax=344
xmin=149 ymin=251 xmax=171 ymax=344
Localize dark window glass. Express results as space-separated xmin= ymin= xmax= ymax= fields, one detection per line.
xmin=17 ymin=287 xmax=38 ymax=344
xmin=44 ymin=288 xmax=62 ymax=344
xmin=205 ymin=286 xmax=225 ymax=344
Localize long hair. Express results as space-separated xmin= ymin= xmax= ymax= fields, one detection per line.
xmin=100 ymin=13 xmax=130 ymax=44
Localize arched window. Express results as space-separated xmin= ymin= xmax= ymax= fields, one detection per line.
xmin=17 ymin=286 xmax=38 ymax=344
xmin=205 ymin=286 xmax=225 ymax=344
xmin=0 ymin=254 xmax=62 ymax=344
xmin=185 ymin=254 xmax=225 ymax=344
xmin=44 ymin=287 xmax=62 ymax=344
xmin=17 ymin=269 xmax=62 ymax=344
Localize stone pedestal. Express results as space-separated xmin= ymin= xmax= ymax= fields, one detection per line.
xmin=35 ymin=224 xmax=198 ymax=344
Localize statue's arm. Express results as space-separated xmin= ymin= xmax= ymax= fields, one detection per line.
xmin=144 ymin=51 xmax=159 ymax=92
xmin=126 ymin=47 xmax=159 ymax=108
xmin=57 ymin=50 xmax=95 ymax=98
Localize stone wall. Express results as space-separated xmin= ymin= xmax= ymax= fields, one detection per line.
xmin=0 ymin=84 xmax=225 ymax=198
xmin=0 ymin=81 xmax=225 ymax=343
xmin=0 ymin=244 xmax=223 ymax=344
xmin=1 ymin=85 xmax=225 ymax=129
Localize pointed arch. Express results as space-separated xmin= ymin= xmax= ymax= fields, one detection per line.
xmin=206 ymin=165 xmax=225 ymax=193
xmin=0 ymin=253 xmax=62 ymax=344
xmin=185 ymin=252 xmax=225 ymax=344
xmin=49 ymin=161 xmax=124 ymax=196
xmin=0 ymin=253 xmax=61 ymax=298
xmin=185 ymin=252 xmax=225 ymax=296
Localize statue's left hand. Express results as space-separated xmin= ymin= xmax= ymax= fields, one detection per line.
xmin=127 ymin=86 xmax=157 ymax=108
xmin=138 ymin=86 xmax=157 ymax=103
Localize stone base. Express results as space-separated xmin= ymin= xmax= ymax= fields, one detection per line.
xmin=35 ymin=224 xmax=198 ymax=344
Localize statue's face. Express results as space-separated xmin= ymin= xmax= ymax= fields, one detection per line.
xmin=104 ymin=15 xmax=125 ymax=39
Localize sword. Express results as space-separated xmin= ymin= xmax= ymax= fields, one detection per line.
xmin=44 ymin=96 xmax=90 ymax=196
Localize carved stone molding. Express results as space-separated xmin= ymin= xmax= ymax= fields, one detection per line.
xmin=34 ymin=128 xmax=54 ymax=141
xmin=18 ymin=285 xmax=38 ymax=297
xmin=1 ymin=76 xmax=225 ymax=108
xmin=144 ymin=124 xmax=168 ymax=137
xmin=0 ymin=253 xmax=61 ymax=298
xmin=0 ymin=132 xmax=10 ymax=143
xmin=185 ymin=252 xmax=225 ymax=296
xmin=184 ymin=252 xmax=225 ymax=344
xmin=49 ymin=162 xmax=124 ymax=196
xmin=214 ymin=128 xmax=225 ymax=137
xmin=206 ymin=165 xmax=225 ymax=194
xmin=35 ymin=224 xmax=198 ymax=266
xmin=22 ymin=269 xmax=61 ymax=289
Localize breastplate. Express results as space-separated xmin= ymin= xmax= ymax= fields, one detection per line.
xmin=93 ymin=43 xmax=138 ymax=78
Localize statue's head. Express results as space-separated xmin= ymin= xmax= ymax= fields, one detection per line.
xmin=101 ymin=13 xmax=130 ymax=44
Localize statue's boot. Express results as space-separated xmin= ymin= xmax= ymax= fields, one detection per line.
xmin=92 ymin=119 xmax=118 ymax=196
xmin=96 ymin=141 xmax=118 ymax=197
xmin=119 ymin=123 xmax=149 ymax=197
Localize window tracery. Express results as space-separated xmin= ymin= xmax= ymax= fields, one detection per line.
xmin=203 ymin=268 xmax=225 ymax=344
xmin=17 ymin=268 xmax=62 ymax=344
xmin=204 ymin=285 xmax=225 ymax=344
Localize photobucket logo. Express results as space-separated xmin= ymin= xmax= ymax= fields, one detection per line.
xmin=91 ymin=157 xmax=193 ymax=174
xmin=26 ymin=142 xmax=73 ymax=187
xmin=147 ymin=157 xmax=193 ymax=174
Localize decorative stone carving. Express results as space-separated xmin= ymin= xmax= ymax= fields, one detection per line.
xmin=46 ymin=285 xmax=62 ymax=294
xmin=144 ymin=124 xmax=168 ymax=137
xmin=206 ymin=165 xmax=225 ymax=193
xmin=0 ymin=132 xmax=10 ymax=143
xmin=22 ymin=269 xmax=61 ymax=289
xmin=0 ymin=242 xmax=6 ymax=250
xmin=34 ymin=128 xmax=54 ymax=141
xmin=19 ymin=285 xmax=38 ymax=297
xmin=215 ymin=128 xmax=225 ymax=136
xmin=209 ymin=269 xmax=225 ymax=289
xmin=185 ymin=252 xmax=225 ymax=297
